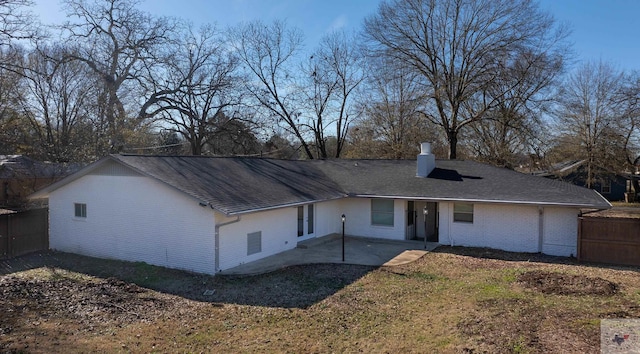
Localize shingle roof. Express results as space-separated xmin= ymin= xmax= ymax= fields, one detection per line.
xmin=31 ymin=155 xmax=611 ymax=214
xmin=0 ymin=155 xmax=63 ymax=179
xmin=111 ymin=155 xmax=345 ymax=215
xmin=311 ymin=159 xmax=610 ymax=208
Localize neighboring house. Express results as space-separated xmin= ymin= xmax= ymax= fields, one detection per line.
xmin=0 ymin=155 xmax=74 ymax=209
xmin=534 ymin=160 xmax=629 ymax=202
xmin=30 ymin=143 xmax=610 ymax=275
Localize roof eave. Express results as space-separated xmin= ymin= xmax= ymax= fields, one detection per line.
xmin=108 ymin=156 xmax=228 ymax=215
xmin=224 ymin=195 xmax=346 ymax=216
xmin=28 ymin=156 xmax=118 ymax=199
xmin=351 ymin=194 xmax=612 ymax=209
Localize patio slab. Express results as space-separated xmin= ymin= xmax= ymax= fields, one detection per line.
xmin=220 ymin=234 xmax=439 ymax=275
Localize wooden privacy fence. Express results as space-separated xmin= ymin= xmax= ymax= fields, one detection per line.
xmin=0 ymin=208 xmax=49 ymax=259
xmin=578 ymin=216 xmax=640 ymax=266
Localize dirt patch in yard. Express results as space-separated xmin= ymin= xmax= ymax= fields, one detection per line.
xmin=518 ymin=270 xmax=619 ymax=296
xmin=2 ymin=249 xmax=640 ymax=353
xmin=433 ymin=245 xmax=576 ymax=265
xmin=0 ymin=272 xmax=174 ymax=339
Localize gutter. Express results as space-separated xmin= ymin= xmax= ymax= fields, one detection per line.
xmin=352 ymin=194 xmax=611 ymax=209
xmin=538 ymin=206 xmax=544 ymax=253
xmin=224 ymin=195 xmax=346 ymax=216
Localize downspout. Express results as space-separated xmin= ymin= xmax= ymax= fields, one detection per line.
xmin=213 ymin=208 xmax=241 ymax=273
xmin=448 ymin=203 xmax=454 ymax=247
xmin=538 ymin=206 xmax=544 ymax=253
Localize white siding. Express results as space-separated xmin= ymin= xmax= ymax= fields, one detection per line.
xmin=217 ymin=207 xmax=297 ymax=271
xmin=338 ymin=198 xmax=405 ymax=240
xmin=49 ymin=174 xmax=216 ymax=274
xmin=439 ymin=202 xmax=540 ymax=253
xmin=48 ymin=165 xmax=582 ymax=275
xmin=216 ymin=200 xmax=344 ymax=271
xmin=315 ymin=200 xmax=343 ymax=237
xmin=542 ymin=207 xmax=579 ymax=257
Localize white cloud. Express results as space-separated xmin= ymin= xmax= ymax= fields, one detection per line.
xmin=327 ymin=14 xmax=348 ymax=32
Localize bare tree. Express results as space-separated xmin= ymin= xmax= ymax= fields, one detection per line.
xmin=302 ymin=31 xmax=364 ymax=158
xmin=0 ymin=0 xmax=39 ymax=46
xmin=18 ymin=45 xmax=97 ymax=163
xmin=230 ymin=20 xmax=315 ymax=159
xmin=207 ymin=116 xmax=261 ymax=156
xmin=619 ymin=74 xmax=640 ymax=168
xmin=465 ymin=49 xmax=564 ymax=168
xmin=348 ymin=58 xmax=443 ymax=159
xmin=0 ymin=0 xmax=45 ymax=81
xmin=302 ymin=43 xmax=338 ymax=158
xmin=616 ymin=73 xmax=640 ymax=199
xmin=0 ymin=47 xmax=30 ymax=154
xmin=141 ymin=24 xmax=241 ymax=155
xmin=364 ymin=0 xmax=568 ymax=159
xmin=61 ymin=0 xmax=175 ymax=154
xmin=554 ymin=61 xmax=626 ymax=188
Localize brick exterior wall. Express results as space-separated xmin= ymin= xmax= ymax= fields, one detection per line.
xmin=49 ymin=173 xmax=216 ymax=274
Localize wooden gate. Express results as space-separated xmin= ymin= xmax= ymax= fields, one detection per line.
xmin=578 ymin=216 xmax=640 ymax=266
xmin=0 ymin=208 xmax=49 ymax=259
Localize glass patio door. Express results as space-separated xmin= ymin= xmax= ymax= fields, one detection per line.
xmin=297 ymin=204 xmax=315 ymax=240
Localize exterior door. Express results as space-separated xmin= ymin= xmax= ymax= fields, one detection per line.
xmin=297 ymin=204 xmax=315 ymax=240
xmin=416 ymin=201 xmax=438 ymax=242
xmin=425 ymin=202 xmax=438 ymax=242
xmin=406 ymin=201 xmax=416 ymax=240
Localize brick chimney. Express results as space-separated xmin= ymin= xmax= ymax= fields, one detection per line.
xmin=416 ymin=142 xmax=435 ymax=178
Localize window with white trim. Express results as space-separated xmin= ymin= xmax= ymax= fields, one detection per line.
xmin=74 ymin=203 xmax=87 ymax=218
xmin=453 ymin=203 xmax=473 ymax=223
xmin=371 ymin=199 xmax=394 ymax=226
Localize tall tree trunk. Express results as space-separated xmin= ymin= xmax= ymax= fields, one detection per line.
xmin=448 ymin=130 xmax=458 ymax=160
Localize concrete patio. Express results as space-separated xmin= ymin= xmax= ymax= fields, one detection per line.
xmin=220 ymin=234 xmax=439 ymax=275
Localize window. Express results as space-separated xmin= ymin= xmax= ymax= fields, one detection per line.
xmin=453 ymin=203 xmax=473 ymax=223
xmin=371 ymin=199 xmax=394 ymax=226
xmin=601 ymin=180 xmax=611 ymax=194
xmin=307 ymin=204 xmax=314 ymax=234
xmin=247 ymin=231 xmax=262 ymax=255
xmin=297 ymin=206 xmax=304 ymax=237
xmin=74 ymin=203 xmax=87 ymax=218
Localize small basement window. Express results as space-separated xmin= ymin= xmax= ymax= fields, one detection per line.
xmin=453 ymin=203 xmax=473 ymax=223
xmin=371 ymin=199 xmax=394 ymax=226
xmin=74 ymin=203 xmax=87 ymax=218
xmin=247 ymin=231 xmax=262 ymax=255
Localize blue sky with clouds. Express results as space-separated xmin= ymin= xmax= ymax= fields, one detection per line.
xmin=33 ymin=0 xmax=640 ymax=72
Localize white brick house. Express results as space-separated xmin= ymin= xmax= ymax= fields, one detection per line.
xmin=31 ymin=144 xmax=610 ymax=274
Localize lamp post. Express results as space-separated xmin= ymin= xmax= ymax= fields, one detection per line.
xmin=341 ymin=214 xmax=346 ymax=262
xmin=423 ymin=206 xmax=428 ymax=250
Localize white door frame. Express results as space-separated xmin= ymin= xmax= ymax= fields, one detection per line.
xmin=297 ymin=204 xmax=315 ymax=241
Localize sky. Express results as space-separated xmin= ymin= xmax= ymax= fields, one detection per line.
xmin=31 ymin=0 xmax=640 ymax=73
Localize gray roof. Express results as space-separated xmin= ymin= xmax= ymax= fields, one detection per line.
xmin=0 ymin=155 xmax=71 ymax=179
xmin=312 ymin=159 xmax=610 ymax=208
xmin=31 ymin=155 xmax=611 ymax=214
xmin=109 ymin=155 xmax=345 ymax=215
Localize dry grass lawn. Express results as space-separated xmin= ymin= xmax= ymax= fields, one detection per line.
xmin=1 ymin=247 xmax=639 ymax=353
